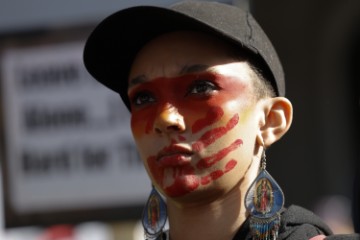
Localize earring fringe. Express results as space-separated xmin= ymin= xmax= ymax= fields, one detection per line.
xmin=245 ymin=150 xmax=284 ymax=240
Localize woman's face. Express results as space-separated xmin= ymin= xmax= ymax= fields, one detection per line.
xmin=128 ymin=31 xmax=263 ymax=202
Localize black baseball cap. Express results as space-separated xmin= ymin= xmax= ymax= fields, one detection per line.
xmin=83 ymin=1 xmax=285 ymax=110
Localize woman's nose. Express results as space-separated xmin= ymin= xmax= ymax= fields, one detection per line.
xmin=154 ymin=104 xmax=185 ymax=134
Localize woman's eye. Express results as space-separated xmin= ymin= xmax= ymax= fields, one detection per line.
xmin=188 ymin=80 xmax=218 ymax=95
xmin=131 ymin=92 xmax=155 ymax=106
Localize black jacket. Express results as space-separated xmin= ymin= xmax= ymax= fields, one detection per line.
xmin=158 ymin=205 xmax=359 ymax=240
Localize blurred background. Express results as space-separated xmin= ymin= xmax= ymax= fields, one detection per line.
xmin=0 ymin=0 xmax=358 ymax=239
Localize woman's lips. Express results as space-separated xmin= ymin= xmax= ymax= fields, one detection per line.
xmin=157 ymin=145 xmax=193 ymax=167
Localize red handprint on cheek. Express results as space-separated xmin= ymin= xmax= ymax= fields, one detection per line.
xmin=200 ymin=159 xmax=237 ymax=185
xmin=196 ymin=139 xmax=242 ymax=169
xmin=192 ymin=113 xmax=239 ymax=152
xmin=192 ymin=106 xmax=224 ymax=134
xmin=147 ymin=107 xmax=243 ymax=198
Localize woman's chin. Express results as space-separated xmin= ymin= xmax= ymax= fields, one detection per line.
xmin=162 ymin=174 xmax=200 ymax=198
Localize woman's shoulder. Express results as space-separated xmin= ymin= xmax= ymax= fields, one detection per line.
xmin=278 ymin=204 xmax=333 ymax=239
xmin=326 ymin=234 xmax=360 ymax=240
xmin=278 ymin=205 xmax=360 ymax=240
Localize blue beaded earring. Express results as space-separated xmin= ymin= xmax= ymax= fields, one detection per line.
xmin=245 ymin=149 xmax=284 ymax=240
xmin=142 ymin=186 xmax=167 ymax=240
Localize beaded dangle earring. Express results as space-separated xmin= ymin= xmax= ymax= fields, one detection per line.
xmin=245 ymin=148 xmax=284 ymax=240
xmin=142 ymin=186 xmax=168 ymax=240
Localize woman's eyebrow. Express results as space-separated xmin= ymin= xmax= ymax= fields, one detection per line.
xmin=128 ymin=64 xmax=211 ymax=89
xmin=180 ymin=64 xmax=210 ymax=75
xmin=128 ymin=74 xmax=147 ymax=89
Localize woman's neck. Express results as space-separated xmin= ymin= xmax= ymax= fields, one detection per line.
xmin=166 ymin=171 xmax=257 ymax=240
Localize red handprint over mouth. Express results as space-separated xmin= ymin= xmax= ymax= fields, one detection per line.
xmin=147 ymin=107 xmax=243 ymax=197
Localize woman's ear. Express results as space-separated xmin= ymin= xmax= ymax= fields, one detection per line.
xmin=257 ymin=97 xmax=293 ymax=147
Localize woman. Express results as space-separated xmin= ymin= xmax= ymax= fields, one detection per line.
xmin=83 ymin=1 xmax=333 ymax=239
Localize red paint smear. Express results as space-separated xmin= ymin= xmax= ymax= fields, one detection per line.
xmin=210 ymin=170 xmax=224 ymax=180
xmin=147 ymin=155 xmax=200 ymax=197
xmin=145 ymin=115 xmax=155 ymax=134
xmin=200 ymin=159 xmax=237 ymax=185
xmin=131 ymin=73 xmax=219 ymax=136
xmin=131 ymin=71 xmax=247 ymax=137
xmin=200 ymin=175 xmax=211 ymax=185
xmin=178 ymin=135 xmax=186 ymax=141
xmin=192 ymin=114 xmax=239 ymax=151
xmin=165 ymin=175 xmax=200 ymax=197
xmin=159 ymin=139 xmax=187 ymax=156
xmin=148 ymin=155 xmax=238 ymax=196
xmin=147 ymin=156 xmax=164 ymax=186
xmin=192 ymin=107 xmax=223 ymax=134
xmin=225 ymin=159 xmax=237 ymax=173
xmin=196 ymin=139 xmax=243 ymax=170
xmin=165 ymin=164 xmax=199 ymax=197
xmin=133 ymin=71 xmax=247 ymax=196
xmin=201 ymin=170 xmax=224 ymax=185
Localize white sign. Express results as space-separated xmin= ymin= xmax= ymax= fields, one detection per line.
xmin=1 ymin=42 xmax=149 ymax=214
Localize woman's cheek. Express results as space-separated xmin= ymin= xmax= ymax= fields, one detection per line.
xmin=131 ymin=108 xmax=156 ymax=137
xmin=190 ymin=106 xmax=224 ymax=134
xmin=130 ymin=116 xmax=144 ymax=138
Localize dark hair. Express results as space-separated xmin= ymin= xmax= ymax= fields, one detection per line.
xmin=250 ymin=64 xmax=277 ymax=99
xmin=227 ymin=43 xmax=277 ymax=99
